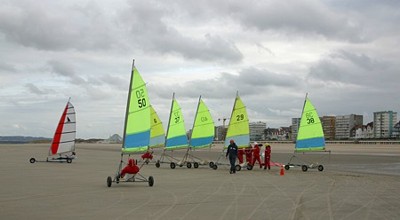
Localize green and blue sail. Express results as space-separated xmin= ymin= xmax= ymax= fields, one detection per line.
xmin=122 ymin=64 xmax=152 ymax=153
xmin=165 ymin=94 xmax=188 ymax=150
xmin=189 ymin=97 xmax=215 ymax=149
xmin=295 ymin=97 xmax=326 ymax=152
xmin=224 ymin=94 xmax=250 ymax=149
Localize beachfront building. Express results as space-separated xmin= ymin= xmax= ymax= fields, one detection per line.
xmin=250 ymin=121 xmax=266 ymax=141
xmin=393 ymin=121 xmax=400 ymax=139
xmin=373 ymin=111 xmax=397 ymax=139
xmin=321 ymin=116 xmax=336 ymax=140
xmin=335 ymin=114 xmax=363 ymax=139
xmin=352 ymin=123 xmax=374 ymax=139
xmin=291 ymin=118 xmax=301 ymax=141
xmin=215 ymin=125 xmax=227 ymax=141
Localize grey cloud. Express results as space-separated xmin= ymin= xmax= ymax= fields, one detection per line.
xmin=25 ymin=83 xmax=47 ymax=95
xmin=308 ymin=50 xmax=398 ymax=89
xmin=121 ymin=0 xmax=243 ymax=63
xmin=0 ymin=1 xmax=117 ymax=51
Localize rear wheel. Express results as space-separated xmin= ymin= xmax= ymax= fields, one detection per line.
xmin=107 ymin=176 xmax=112 ymax=187
xmin=209 ymin=161 xmax=214 ymax=168
xmin=284 ymin=165 xmax=290 ymax=170
xmin=67 ymin=158 xmax=72 ymax=163
xmin=213 ymin=164 xmax=218 ymax=170
xmin=170 ymin=162 xmax=176 ymax=169
xmin=302 ymin=165 xmax=308 ymax=172
xmin=235 ymin=165 xmax=241 ymax=171
xmin=155 ymin=162 xmax=160 ymax=168
xmin=29 ymin=158 xmax=36 ymax=163
xmin=247 ymin=164 xmax=253 ymax=170
xmin=194 ymin=162 xmax=199 ymax=168
xmin=148 ymin=176 xmax=154 ymax=187
xmin=318 ymin=165 xmax=324 ymax=171
xmin=187 ymin=162 xmax=192 ymax=168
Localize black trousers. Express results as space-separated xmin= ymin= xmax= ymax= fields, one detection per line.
xmin=229 ymin=155 xmax=237 ymax=172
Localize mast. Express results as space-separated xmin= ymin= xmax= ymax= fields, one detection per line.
xmin=189 ymin=95 xmax=202 ymax=146
xmin=164 ymin=92 xmax=175 ymax=146
xmin=122 ymin=59 xmax=135 ymax=149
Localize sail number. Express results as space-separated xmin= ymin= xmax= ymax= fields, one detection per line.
xmin=201 ymin=116 xmax=208 ymax=122
xmin=135 ymin=89 xmax=147 ymax=108
xmin=236 ymin=114 xmax=245 ymax=121
xmin=174 ymin=112 xmax=180 ymax=123
xmin=306 ymin=112 xmax=315 ymax=124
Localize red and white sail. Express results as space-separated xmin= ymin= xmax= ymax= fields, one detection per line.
xmin=49 ymin=100 xmax=76 ymax=156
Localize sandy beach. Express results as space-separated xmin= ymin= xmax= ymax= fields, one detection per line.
xmin=1 ymin=143 xmax=400 ymax=220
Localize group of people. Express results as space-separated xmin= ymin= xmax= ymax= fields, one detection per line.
xmin=226 ymin=140 xmax=272 ymax=174
xmin=120 ymin=140 xmax=272 ymax=177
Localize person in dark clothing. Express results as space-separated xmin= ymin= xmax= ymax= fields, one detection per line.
xmin=226 ymin=139 xmax=238 ymax=174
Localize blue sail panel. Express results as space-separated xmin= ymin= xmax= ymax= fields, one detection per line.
xmin=190 ymin=136 xmax=214 ymax=148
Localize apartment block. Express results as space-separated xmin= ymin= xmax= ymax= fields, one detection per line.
xmin=373 ymin=111 xmax=397 ymax=138
xmin=250 ymin=121 xmax=266 ymax=141
xmin=335 ymin=114 xmax=363 ymax=139
xmin=321 ymin=116 xmax=336 ymax=140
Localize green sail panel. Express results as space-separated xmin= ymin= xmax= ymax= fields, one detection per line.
xmin=295 ymin=97 xmax=325 ymax=152
xmin=190 ymin=97 xmax=215 ymax=149
xmin=165 ymin=96 xmax=188 ymax=150
xmin=150 ymin=105 xmax=165 ymax=148
xmin=224 ymin=94 xmax=250 ymax=149
xmin=122 ymin=65 xmax=151 ymax=153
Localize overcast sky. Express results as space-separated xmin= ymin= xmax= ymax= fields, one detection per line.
xmin=1 ymin=0 xmax=399 ymax=139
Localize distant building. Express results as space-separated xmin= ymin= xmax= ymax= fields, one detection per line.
xmin=353 ymin=122 xmax=374 ymax=140
xmin=321 ymin=116 xmax=336 ymax=140
xmin=335 ymin=114 xmax=363 ymax=139
xmin=291 ymin=118 xmax=301 ymax=141
xmin=250 ymin=121 xmax=266 ymax=141
xmin=393 ymin=121 xmax=400 ymax=139
xmin=215 ymin=125 xmax=227 ymax=141
xmin=373 ymin=111 xmax=397 ymax=138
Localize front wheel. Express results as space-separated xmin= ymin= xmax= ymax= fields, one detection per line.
xmin=302 ymin=165 xmax=308 ymax=172
xmin=170 ymin=162 xmax=176 ymax=169
xmin=155 ymin=162 xmax=160 ymax=168
xmin=247 ymin=164 xmax=253 ymax=170
xmin=212 ymin=164 xmax=218 ymax=170
xmin=29 ymin=158 xmax=36 ymax=163
xmin=318 ymin=165 xmax=324 ymax=171
xmin=107 ymin=176 xmax=112 ymax=187
xmin=187 ymin=162 xmax=192 ymax=169
xmin=67 ymin=158 xmax=72 ymax=163
xmin=209 ymin=161 xmax=214 ymax=168
xmin=148 ymin=176 xmax=154 ymax=187
xmin=194 ymin=162 xmax=199 ymax=168
xmin=284 ymin=165 xmax=290 ymax=170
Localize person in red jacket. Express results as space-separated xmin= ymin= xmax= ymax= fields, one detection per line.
xmin=119 ymin=158 xmax=140 ymax=179
xmin=244 ymin=144 xmax=253 ymax=166
xmin=237 ymin=148 xmax=244 ymax=164
xmin=252 ymin=142 xmax=262 ymax=168
xmin=264 ymin=144 xmax=271 ymax=170
xmin=141 ymin=150 xmax=153 ymax=161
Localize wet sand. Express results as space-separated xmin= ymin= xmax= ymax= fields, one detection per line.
xmin=1 ymin=143 xmax=400 ymax=220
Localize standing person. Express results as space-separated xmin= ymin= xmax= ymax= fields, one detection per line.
xmin=245 ymin=144 xmax=253 ymax=166
xmin=252 ymin=142 xmax=262 ymax=168
xmin=264 ymin=144 xmax=271 ymax=170
xmin=237 ymin=148 xmax=244 ymax=164
xmin=226 ymin=139 xmax=238 ymax=174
